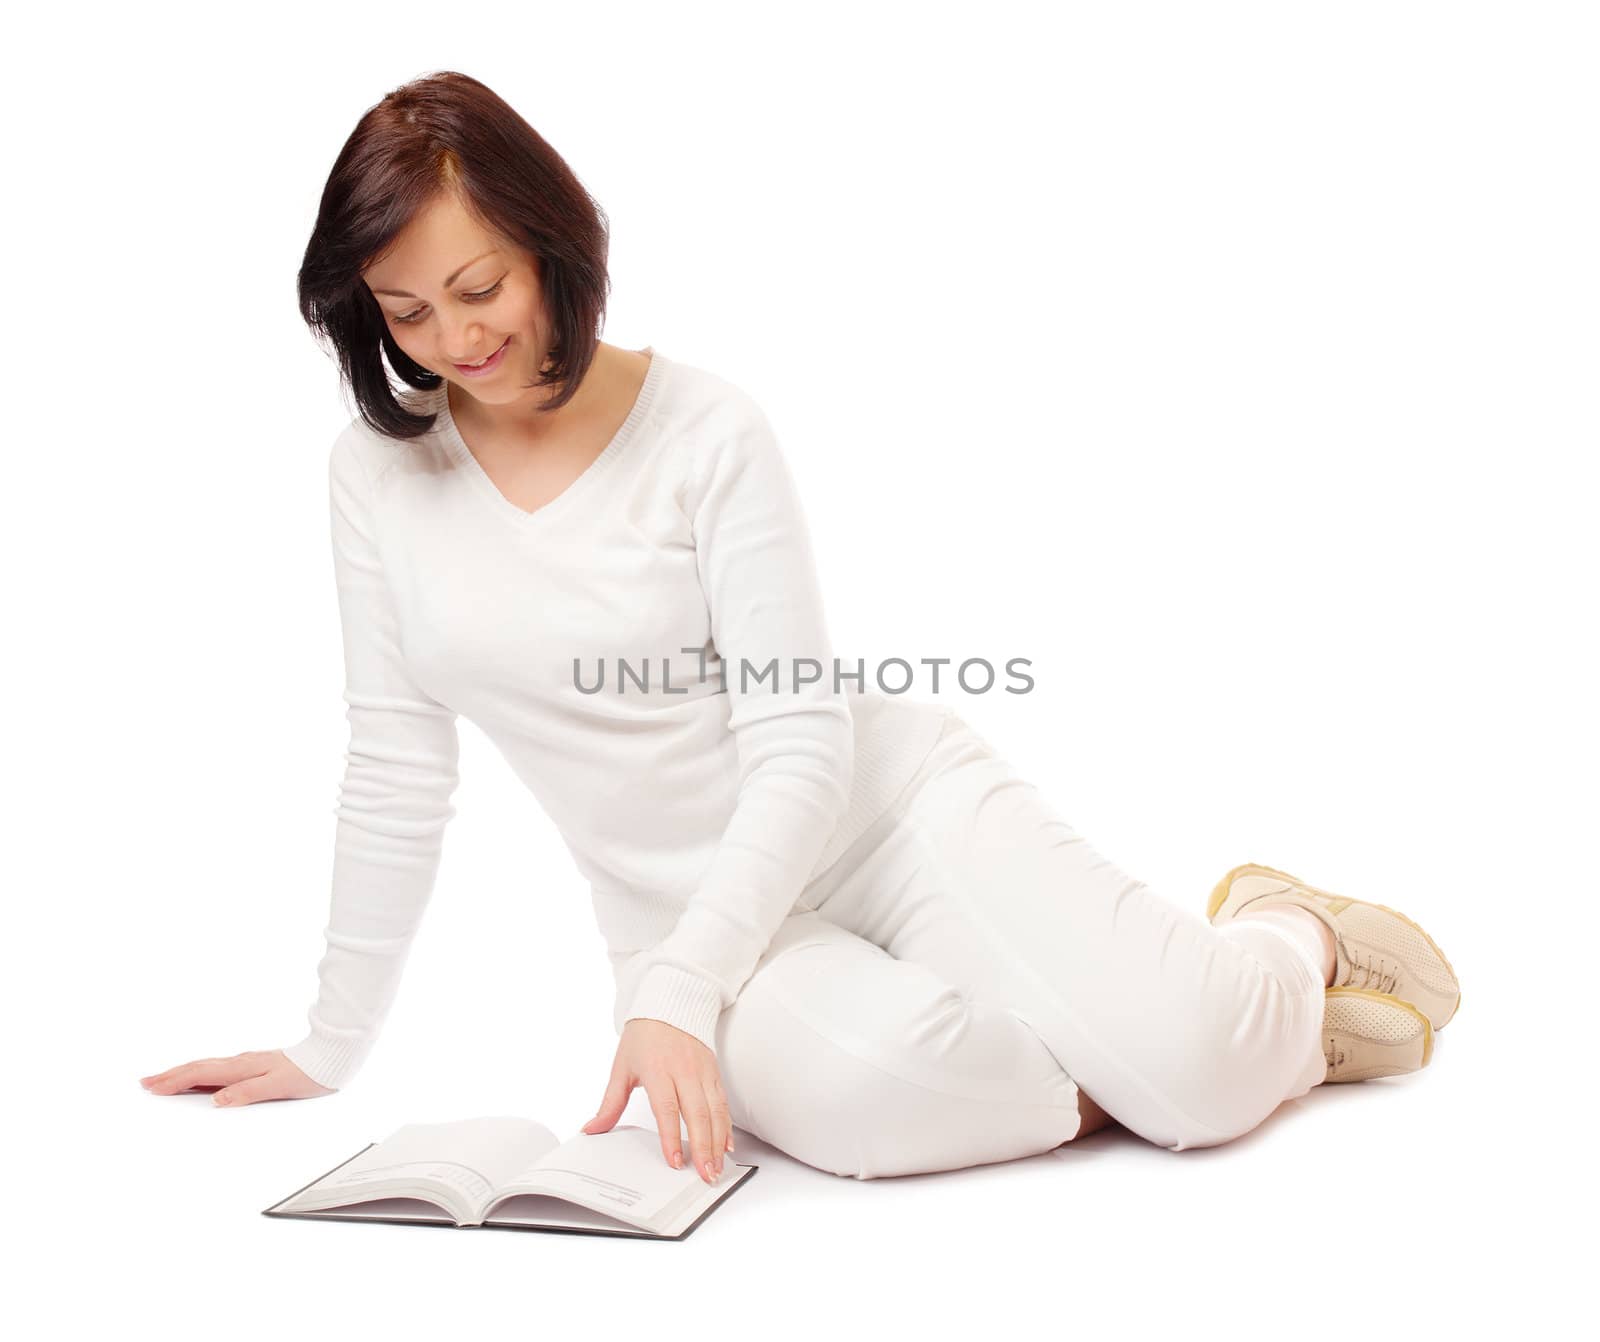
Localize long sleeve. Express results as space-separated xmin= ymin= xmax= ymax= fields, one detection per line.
xmin=620 ymin=401 xmax=855 ymax=1052
xmin=281 ymin=427 xmax=462 ymax=1090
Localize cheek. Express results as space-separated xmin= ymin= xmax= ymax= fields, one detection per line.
xmin=506 ymin=292 xmax=543 ymax=336
xmin=388 ymin=324 xmax=426 ymax=360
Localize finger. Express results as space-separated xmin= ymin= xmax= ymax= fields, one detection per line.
xmin=140 ymin=1058 xmax=220 ymax=1088
xmin=214 ymin=1074 xmax=279 ymax=1108
xmin=145 ymin=1056 xmax=262 ymax=1095
xmin=643 ymin=1078 xmax=685 ymax=1171
xmin=582 ymin=1060 xmax=633 ymax=1136
xmin=680 ymin=1079 xmax=716 ymax=1184
xmin=706 ymin=1071 xmax=732 ymax=1175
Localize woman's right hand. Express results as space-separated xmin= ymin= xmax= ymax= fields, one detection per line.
xmin=139 ymin=1049 xmax=337 ymax=1106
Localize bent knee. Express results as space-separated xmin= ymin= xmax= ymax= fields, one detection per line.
xmin=722 ymin=979 xmax=1078 ymax=1179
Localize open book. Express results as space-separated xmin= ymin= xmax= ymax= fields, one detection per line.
xmin=262 ymin=1117 xmax=757 ymax=1241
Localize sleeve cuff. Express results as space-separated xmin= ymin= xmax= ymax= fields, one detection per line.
xmin=622 ymin=963 xmax=726 ymax=1055
xmin=281 ymin=1029 xmax=366 ymax=1091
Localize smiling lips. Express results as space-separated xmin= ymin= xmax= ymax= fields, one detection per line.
xmin=455 ymin=336 xmax=510 ymax=376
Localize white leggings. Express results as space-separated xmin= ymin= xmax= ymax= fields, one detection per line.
xmin=705 ymin=710 xmax=1329 ymax=1179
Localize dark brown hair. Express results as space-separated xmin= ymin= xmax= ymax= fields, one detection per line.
xmin=297 ymin=70 xmax=612 ymax=440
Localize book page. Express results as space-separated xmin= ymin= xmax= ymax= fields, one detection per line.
xmin=305 ymin=1197 xmax=456 ymax=1223
xmin=490 ymin=1124 xmax=708 ymax=1233
xmin=284 ymin=1117 xmax=560 ymax=1220
xmin=484 ymin=1195 xmax=663 ymax=1237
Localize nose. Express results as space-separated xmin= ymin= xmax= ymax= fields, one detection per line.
xmin=440 ymin=314 xmax=487 ymax=365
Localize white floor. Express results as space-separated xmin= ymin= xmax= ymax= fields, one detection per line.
xmin=68 ymin=988 xmax=1579 ymax=1342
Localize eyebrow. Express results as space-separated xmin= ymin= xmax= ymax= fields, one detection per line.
xmin=369 ymin=250 xmax=500 ymax=298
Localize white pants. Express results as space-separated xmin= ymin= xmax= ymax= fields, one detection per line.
xmin=650 ymin=710 xmax=1329 ymax=1179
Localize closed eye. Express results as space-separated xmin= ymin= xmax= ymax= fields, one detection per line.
xmin=394 ymin=279 xmax=504 ymax=325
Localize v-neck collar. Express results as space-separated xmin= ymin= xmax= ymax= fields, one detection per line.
xmin=431 ymin=345 xmax=668 ymax=531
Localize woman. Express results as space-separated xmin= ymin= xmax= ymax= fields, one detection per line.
xmin=139 ymin=71 xmax=1461 ymax=1184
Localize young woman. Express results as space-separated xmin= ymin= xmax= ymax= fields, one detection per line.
xmin=139 ymin=71 xmax=1461 ymax=1185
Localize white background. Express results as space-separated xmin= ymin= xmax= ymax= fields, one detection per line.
xmin=7 ymin=1 xmax=1594 ymax=1336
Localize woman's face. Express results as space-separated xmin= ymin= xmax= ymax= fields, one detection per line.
xmin=362 ymin=189 xmax=554 ymax=406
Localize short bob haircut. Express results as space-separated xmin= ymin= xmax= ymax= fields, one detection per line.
xmin=298 ymin=70 xmax=612 ymax=441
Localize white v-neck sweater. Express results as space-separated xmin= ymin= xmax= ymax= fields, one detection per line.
xmin=283 ymin=348 xmax=949 ymax=1090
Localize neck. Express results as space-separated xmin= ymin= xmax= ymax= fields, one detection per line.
xmin=450 ymin=342 xmax=613 ymax=444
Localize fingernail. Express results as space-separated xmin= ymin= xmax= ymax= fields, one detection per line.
xmin=215 ymin=1093 xmax=230 ymax=1106
xmin=671 ymin=1151 xmax=683 ymax=1169
xmin=703 ymin=1161 xmax=718 ymax=1183
xmin=726 ymin=1135 xmax=735 ymax=1153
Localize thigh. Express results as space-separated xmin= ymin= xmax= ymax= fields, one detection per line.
xmin=715 ymin=911 xmax=1081 ymax=1180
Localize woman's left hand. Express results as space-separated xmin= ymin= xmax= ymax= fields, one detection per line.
xmin=582 ymin=1018 xmax=734 ymax=1184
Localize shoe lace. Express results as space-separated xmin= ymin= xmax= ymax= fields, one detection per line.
xmin=1341 ymin=949 xmax=1399 ymax=995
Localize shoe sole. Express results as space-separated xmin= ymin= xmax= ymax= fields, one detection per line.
xmin=1207 ymin=861 xmax=1462 ymax=1030
xmin=1323 ymin=987 xmax=1434 ymax=1082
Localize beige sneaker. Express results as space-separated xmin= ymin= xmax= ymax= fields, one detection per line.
xmin=1208 ymin=862 xmax=1462 ymax=1030
xmin=1322 ymin=988 xmax=1434 ymax=1082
